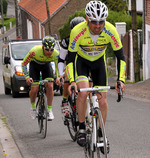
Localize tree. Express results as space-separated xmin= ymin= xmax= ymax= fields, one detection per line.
xmin=101 ymin=0 xmax=128 ymax=13
xmin=0 ymin=0 xmax=8 ymax=15
xmin=0 ymin=0 xmax=4 ymax=34
xmin=14 ymin=0 xmax=19 ymax=37
xmin=131 ymin=0 xmax=140 ymax=82
xmin=45 ymin=0 xmax=51 ymax=35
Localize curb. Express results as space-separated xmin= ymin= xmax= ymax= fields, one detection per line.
xmin=0 ymin=114 xmax=22 ymax=158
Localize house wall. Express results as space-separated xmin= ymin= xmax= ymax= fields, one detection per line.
xmin=145 ymin=0 xmax=150 ymax=25
xmin=20 ymin=0 xmax=89 ymax=39
xmin=143 ymin=0 xmax=150 ymax=80
xmin=20 ymin=10 xmax=42 ymax=39
xmin=49 ymin=0 xmax=89 ymax=39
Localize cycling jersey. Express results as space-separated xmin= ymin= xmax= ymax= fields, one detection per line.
xmin=22 ymin=45 xmax=59 ymax=79
xmin=66 ymin=21 xmax=126 ymax=83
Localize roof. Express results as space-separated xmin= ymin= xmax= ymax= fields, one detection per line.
xmin=18 ymin=0 xmax=67 ymax=22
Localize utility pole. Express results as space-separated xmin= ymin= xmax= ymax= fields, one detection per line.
xmin=14 ymin=0 xmax=19 ymax=37
xmin=131 ymin=0 xmax=140 ymax=82
xmin=0 ymin=0 xmax=4 ymax=34
xmin=45 ymin=0 xmax=51 ymax=35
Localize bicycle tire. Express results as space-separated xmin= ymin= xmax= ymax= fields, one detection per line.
xmin=94 ymin=108 xmax=108 ymax=158
xmin=36 ymin=97 xmax=42 ymax=133
xmin=66 ymin=98 xmax=78 ymax=141
xmin=41 ymin=94 xmax=48 ymax=138
xmin=85 ymin=108 xmax=108 ymax=158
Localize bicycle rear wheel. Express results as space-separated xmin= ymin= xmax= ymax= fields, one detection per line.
xmin=66 ymin=98 xmax=78 ymax=141
xmin=40 ymin=94 xmax=47 ymax=138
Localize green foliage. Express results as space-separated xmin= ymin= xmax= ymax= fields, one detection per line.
xmin=0 ymin=0 xmax=8 ymax=15
xmin=101 ymin=0 xmax=128 ymax=13
xmin=0 ymin=17 xmax=16 ymax=31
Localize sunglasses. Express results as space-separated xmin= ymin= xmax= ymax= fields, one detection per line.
xmin=44 ymin=48 xmax=54 ymax=51
xmin=89 ymin=20 xmax=105 ymax=25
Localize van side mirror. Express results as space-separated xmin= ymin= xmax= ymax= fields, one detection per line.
xmin=4 ymin=56 xmax=10 ymax=64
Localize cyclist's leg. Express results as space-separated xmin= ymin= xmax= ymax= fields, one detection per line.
xmin=61 ymin=72 xmax=70 ymax=118
xmin=75 ymin=55 xmax=90 ymax=147
xmin=63 ymin=72 xmax=69 ymax=100
xmin=42 ymin=63 xmax=54 ymax=120
xmin=29 ymin=61 xmax=40 ymax=119
xmin=91 ymin=56 xmax=108 ymax=125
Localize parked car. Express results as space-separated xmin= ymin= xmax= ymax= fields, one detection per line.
xmin=2 ymin=38 xmax=62 ymax=98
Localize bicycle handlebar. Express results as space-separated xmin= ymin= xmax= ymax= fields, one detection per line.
xmin=78 ymin=83 xmax=123 ymax=102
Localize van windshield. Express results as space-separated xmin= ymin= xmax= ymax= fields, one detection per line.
xmin=11 ymin=42 xmax=42 ymax=60
xmin=11 ymin=41 xmax=60 ymax=60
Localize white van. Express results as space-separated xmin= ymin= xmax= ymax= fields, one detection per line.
xmin=2 ymin=39 xmax=61 ymax=98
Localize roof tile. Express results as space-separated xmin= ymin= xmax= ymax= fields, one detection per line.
xmin=18 ymin=0 xmax=66 ymax=22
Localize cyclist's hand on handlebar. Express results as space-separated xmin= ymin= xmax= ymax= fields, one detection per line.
xmin=68 ymin=82 xmax=77 ymax=96
xmin=26 ymin=78 xmax=33 ymax=86
xmin=115 ymin=81 xmax=125 ymax=94
xmin=56 ymin=76 xmax=64 ymax=86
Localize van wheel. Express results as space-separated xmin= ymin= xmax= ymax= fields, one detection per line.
xmin=4 ymin=85 xmax=11 ymax=95
xmin=12 ymin=84 xmax=19 ymax=98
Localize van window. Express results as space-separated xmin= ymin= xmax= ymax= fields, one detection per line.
xmin=11 ymin=42 xmax=42 ymax=60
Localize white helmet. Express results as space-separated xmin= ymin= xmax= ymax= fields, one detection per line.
xmin=85 ymin=1 xmax=108 ymax=21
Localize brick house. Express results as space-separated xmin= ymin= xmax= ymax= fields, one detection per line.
xmin=18 ymin=0 xmax=89 ymax=39
xmin=143 ymin=0 xmax=150 ymax=80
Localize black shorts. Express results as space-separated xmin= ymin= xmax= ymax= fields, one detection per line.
xmin=29 ymin=61 xmax=54 ymax=81
xmin=75 ymin=55 xmax=107 ymax=86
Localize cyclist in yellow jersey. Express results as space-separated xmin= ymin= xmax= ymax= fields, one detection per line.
xmin=21 ymin=36 xmax=59 ymax=121
xmin=66 ymin=1 xmax=126 ymax=150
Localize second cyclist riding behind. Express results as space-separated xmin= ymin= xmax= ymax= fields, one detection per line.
xmin=21 ymin=36 xmax=59 ymax=121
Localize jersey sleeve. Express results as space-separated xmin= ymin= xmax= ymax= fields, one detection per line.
xmin=53 ymin=49 xmax=59 ymax=78
xmin=108 ymin=24 xmax=123 ymax=51
xmin=21 ymin=48 xmax=35 ymax=79
xmin=114 ymin=48 xmax=126 ymax=83
xmin=66 ymin=51 xmax=77 ymax=83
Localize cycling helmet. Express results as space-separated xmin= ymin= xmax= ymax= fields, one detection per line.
xmin=85 ymin=1 xmax=108 ymax=21
xmin=42 ymin=36 xmax=55 ymax=50
xmin=70 ymin=16 xmax=86 ymax=29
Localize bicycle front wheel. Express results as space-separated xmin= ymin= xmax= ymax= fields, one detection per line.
xmin=94 ymin=108 xmax=108 ymax=158
xmin=40 ymin=94 xmax=47 ymax=138
xmin=66 ymin=99 xmax=78 ymax=141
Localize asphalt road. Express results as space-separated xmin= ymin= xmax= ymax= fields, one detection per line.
xmin=0 ymin=78 xmax=150 ymax=158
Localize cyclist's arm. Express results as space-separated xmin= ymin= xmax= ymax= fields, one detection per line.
xmin=58 ymin=47 xmax=68 ymax=76
xmin=114 ymin=48 xmax=126 ymax=83
xmin=54 ymin=59 xmax=59 ymax=78
xmin=21 ymin=51 xmax=35 ymax=79
xmin=66 ymin=50 xmax=77 ymax=83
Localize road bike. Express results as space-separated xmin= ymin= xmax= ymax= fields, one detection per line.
xmin=35 ymin=78 xmax=54 ymax=139
xmin=77 ymin=82 xmax=123 ymax=158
